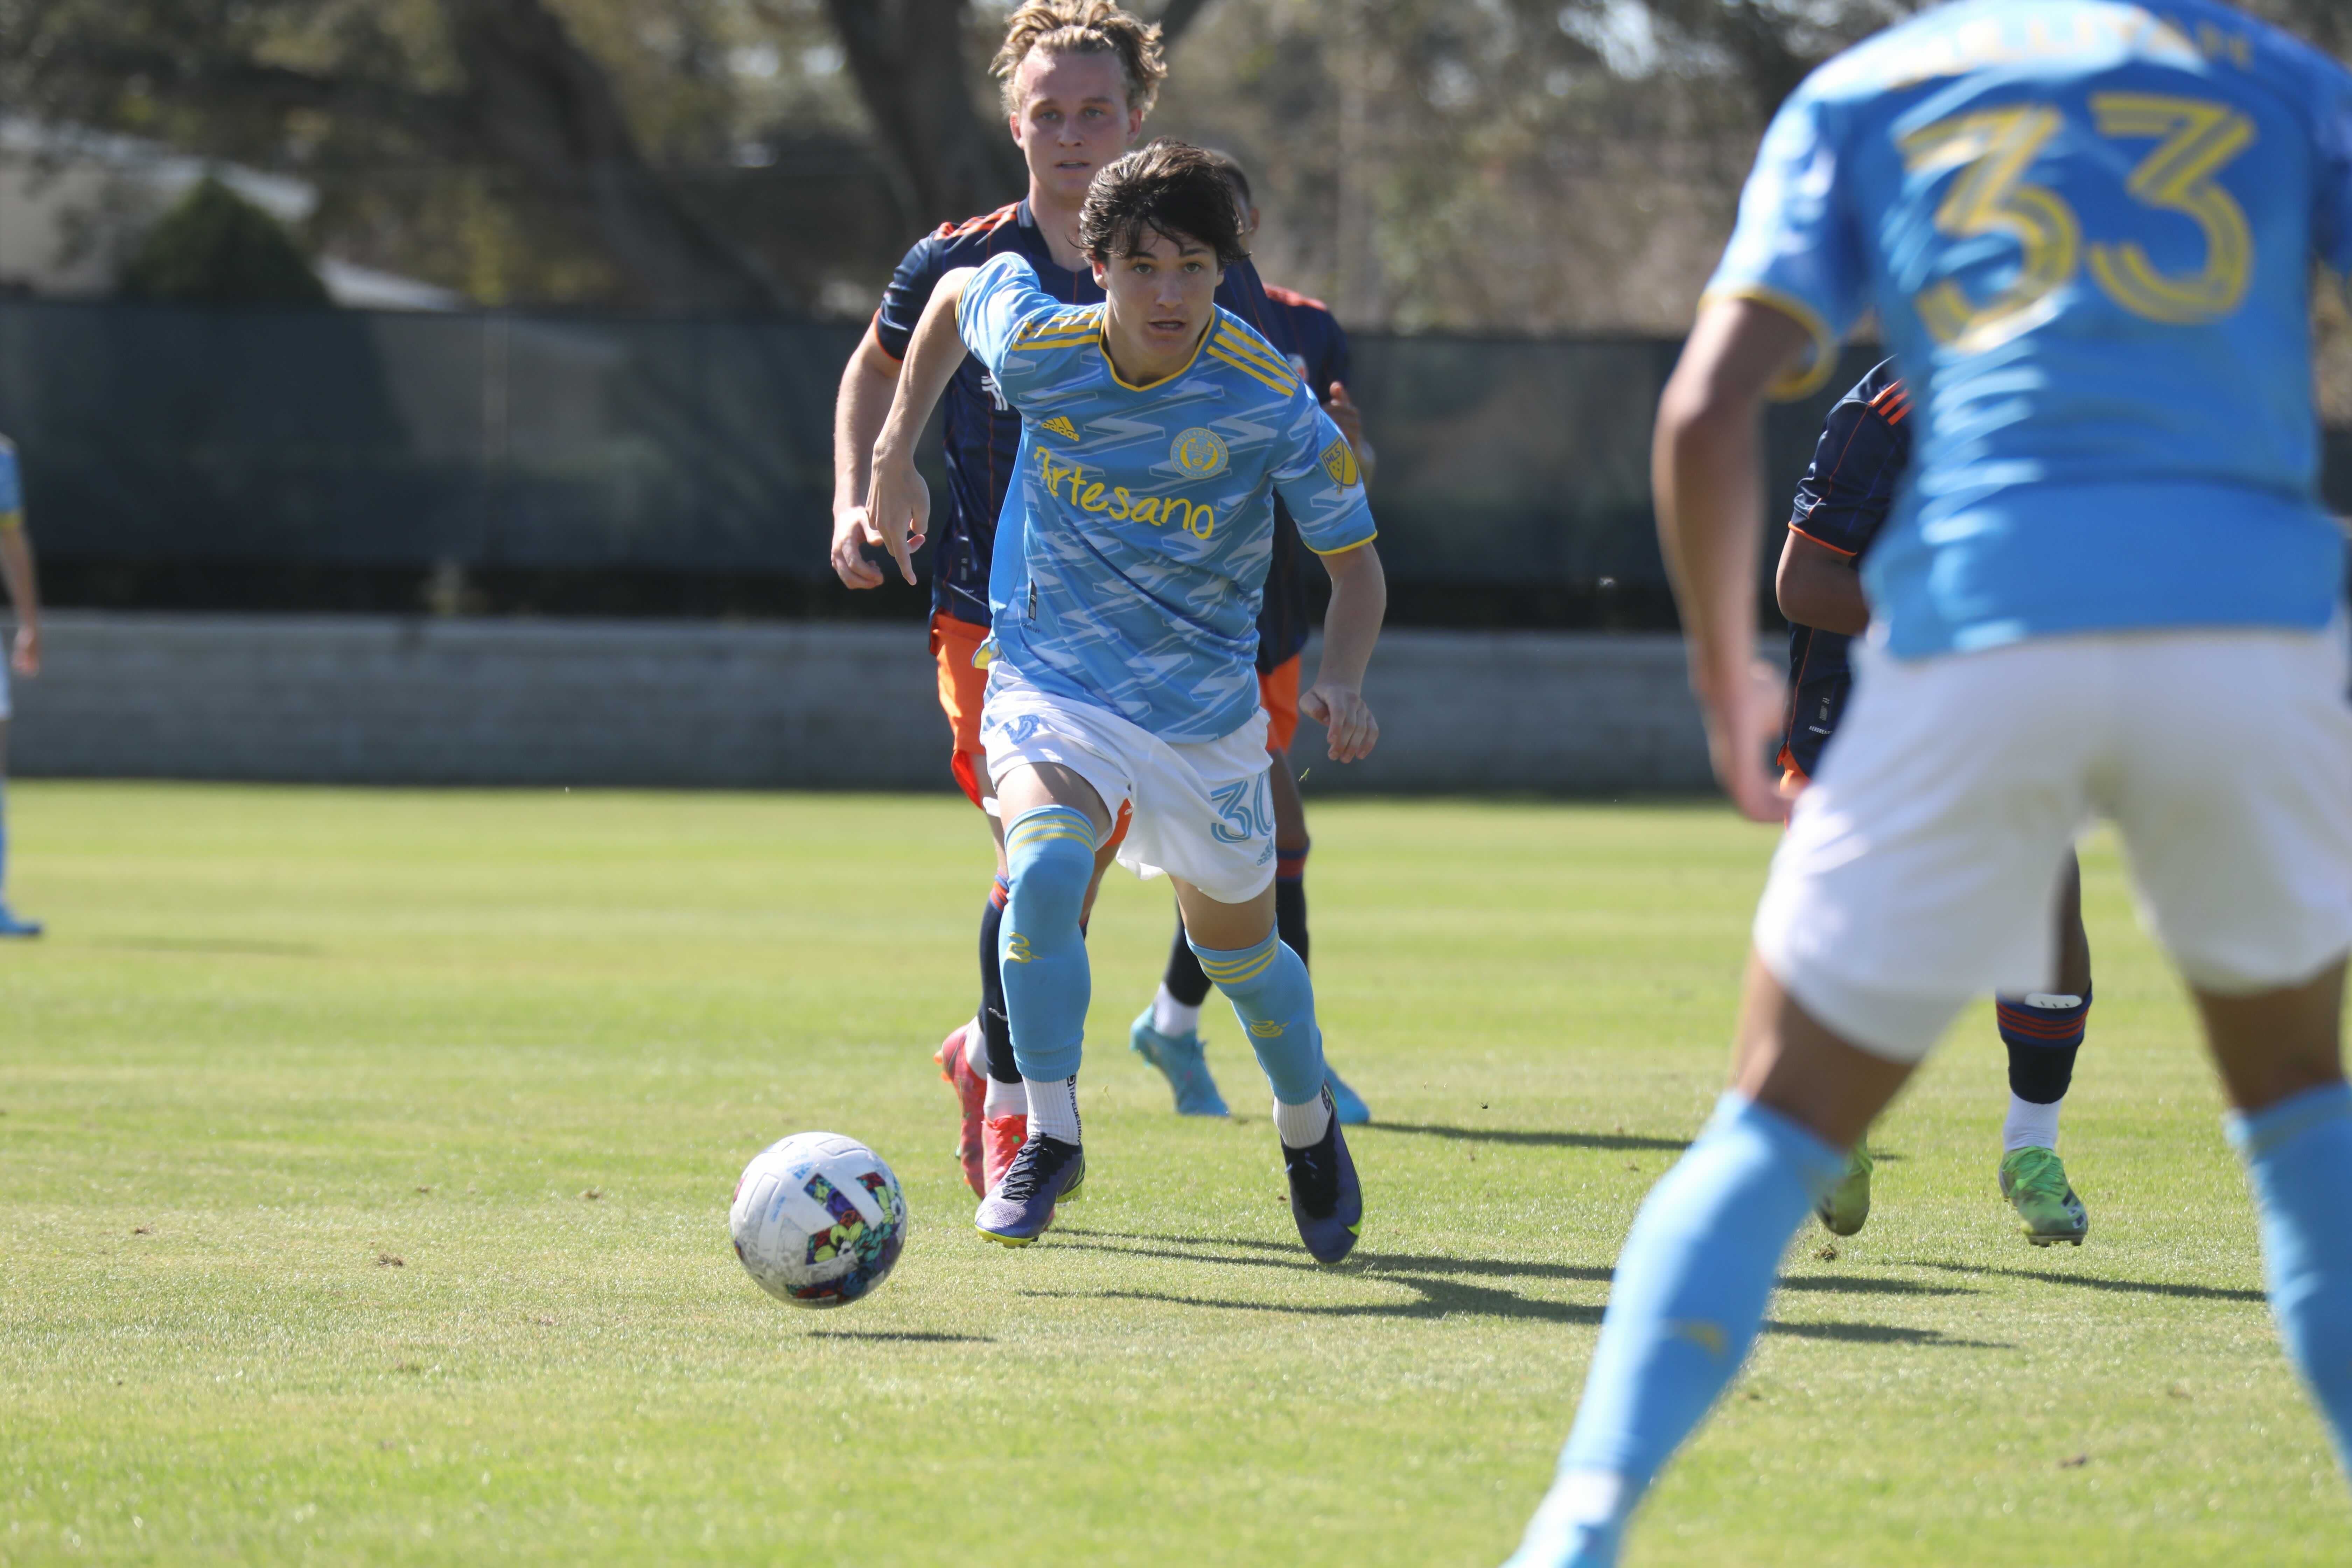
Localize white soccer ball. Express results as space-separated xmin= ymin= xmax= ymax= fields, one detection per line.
xmin=728 ymin=1132 xmax=909 ymax=1309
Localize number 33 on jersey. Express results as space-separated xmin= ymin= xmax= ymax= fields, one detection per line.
xmin=1703 ymin=0 xmax=2352 ymax=663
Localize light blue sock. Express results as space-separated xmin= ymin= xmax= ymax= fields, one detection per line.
xmin=998 ymin=806 xmax=1098 ymax=1085
xmin=1527 ymin=1093 xmax=1844 ymax=1552
xmin=1190 ymin=931 xmax=1324 ymax=1105
xmin=2227 ymin=1079 xmax=2352 ymax=1478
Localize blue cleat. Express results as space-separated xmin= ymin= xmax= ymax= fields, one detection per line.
xmin=974 ymin=1135 xmax=1085 ymax=1246
xmin=1323 ymin=1062 xmax=1371 ymax=1125
xmin=1282 ymin=1088 xmax=1362 ymax=1264
xmin=0 ymin=903 xmax=41 ymax=938
xmin=1129 ymin=1007 xmax=1228 ymax=1116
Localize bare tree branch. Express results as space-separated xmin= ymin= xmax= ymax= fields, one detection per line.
xmin=820 ymin=0 xmax=1020 ymax=231
xmin=1153 ymin=0 xmax=1219 ymax=50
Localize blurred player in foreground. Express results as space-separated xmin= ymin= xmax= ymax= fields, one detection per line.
xmin=0 ymin=435 xmax=41 ymax=937
xmin=866 ymin=141 xmax=1387 ymax=1259
xmin=1128 ymin=150 xmax=1376 ymax=1125
xmin=1778 ymin=360 xmax=2092 ymax=1245
xmin=1510 ymin=3 xmax=2352 ymax=1562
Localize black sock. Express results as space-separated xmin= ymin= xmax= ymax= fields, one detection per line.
xmin=1163 ymin=918 xmax=1213 ymax=1007
xmin=979 ymin=881 xmax=1020 ymax=1085
xmin=1274 ymin=874 xmax=1309 ymax=968
xmin=1998 ymin=985 xmax=2091 ymax=1103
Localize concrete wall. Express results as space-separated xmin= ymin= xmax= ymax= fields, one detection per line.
xmin=6 ymin=614 xmax=1714 ymax=794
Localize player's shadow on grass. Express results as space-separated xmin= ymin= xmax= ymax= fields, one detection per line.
xmin=804 ymin=1330 xmax=994 ymax=1344
xmin=1909 ymin=1259 xmax=2266 ymax=1304
xmin=1367 ymin=1123 xmax=1688 ymax=1154
xmin=1040 ymin=1230 xmax=1999 ymax=1345
xmin=90 ymin=936 xmax=324 ymax=958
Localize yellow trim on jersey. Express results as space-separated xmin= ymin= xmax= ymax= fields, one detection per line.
xmin=1209 ymin=327 xmax=1296 ymax=387
xmin=1696 ymin=284 xmax=1840 ymax=401
xmin=1017 ymin=310 xmax=1101 ymax=343
xmin=1100 ymin=318 xmax=1212 ymax=392
xmin=1308 ymin=532 xmax=1377 ymax=558
xmin=1205 ymin=343 xmax=1296 ymax=395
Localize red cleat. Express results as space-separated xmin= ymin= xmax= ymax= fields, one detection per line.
xmin=935 ymin=1023 xmax=988 ymax=1197
xmin=982 ymin=1113 xmax=1028 ymax=1196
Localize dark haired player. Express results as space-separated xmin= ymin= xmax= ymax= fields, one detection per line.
xmin=1128 ymin=150 xmax=1375 ymax=1125
xmin=831 ymin=2 xmax=1244 ymax=1197
xmin=866 ymin=139 xmax=1386 ymax=1258
xmin=1778 ymin=359 xmax=2091 ymax=1245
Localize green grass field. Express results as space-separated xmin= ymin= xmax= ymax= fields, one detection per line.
xmin=0 ymin=782 xmax=2342 ymax=1564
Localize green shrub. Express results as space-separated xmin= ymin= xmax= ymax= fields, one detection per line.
xmin=118 ymin=176 xmax=330 ymax=306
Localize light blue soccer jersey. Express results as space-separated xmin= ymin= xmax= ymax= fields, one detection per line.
xmin=959 ymin=252 xmax=1376 ymax=743
xmin=0 ymin=437 xmax=23 ymax=519
xmin=1708 ymin=0 xmax=2352 ymax=657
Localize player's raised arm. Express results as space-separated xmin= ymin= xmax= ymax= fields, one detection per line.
xmin=1653 ymin=298 xmax=1820 ymax=824
xmin=866 ymin=267 xmax=979 ymax=586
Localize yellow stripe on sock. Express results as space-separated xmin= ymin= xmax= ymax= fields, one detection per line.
xmin=1198 ymin=945 xmax=1280 ymax=984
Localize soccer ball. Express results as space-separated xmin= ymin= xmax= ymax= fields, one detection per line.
xmin=728 ymin=1132 xmax=909 ymax=1309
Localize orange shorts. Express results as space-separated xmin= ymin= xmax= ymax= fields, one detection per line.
xmin=932 ymin=612 xmax=992 ymax=809
xmin=931 ymin=610 xmax=1133 ymax=851
xmin=1259 ymin=654 xmax=1303 ymax=755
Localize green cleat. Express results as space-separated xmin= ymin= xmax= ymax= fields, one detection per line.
xmin=1816 ymin=1143 xmax=1872 ymax=1237
xmin=1999 ymin=1147 xmax=2088 ymax=1246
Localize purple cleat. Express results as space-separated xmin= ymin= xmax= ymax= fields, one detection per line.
xmin=974 ymin=1134 xmax=1086 ymax=1246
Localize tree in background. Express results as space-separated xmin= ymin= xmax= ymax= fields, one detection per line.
xmin=117 ymin=177 xmax=331 ymax=306
xmin=1 ymin=0 xmax=2344 ymax=348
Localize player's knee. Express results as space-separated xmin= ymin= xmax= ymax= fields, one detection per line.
xmin=1003 ymin=806 xmax=1099 ymax=934
xmin=1189 ymin=929 xmax=1288 ymax=1002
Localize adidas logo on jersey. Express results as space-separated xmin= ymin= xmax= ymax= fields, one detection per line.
xmin=1038 ymin=415 xmax=1079 ymax=441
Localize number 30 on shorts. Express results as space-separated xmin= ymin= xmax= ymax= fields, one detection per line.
xmin=1209 ymin=775 xmax=1275 ymax=846
xmin=1901 ymin=93 xmax=2256 ymax=352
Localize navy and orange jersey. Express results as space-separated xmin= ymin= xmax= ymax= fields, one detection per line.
xmin=1253 ymin=285 xmax=1352 ymax=674
xmin=1780 ymin=358 xmax=1912 ymax=780
xmin=873 ymin=199 xmax=1285 ymax=629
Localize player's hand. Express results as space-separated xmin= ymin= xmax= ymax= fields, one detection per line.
xmin=862 ymin=449 xmax=930 ymax=588
xmin=1326 ymin=382 xmax=1366 ymax=455
xmin=829 ymin=504 xmax=887 ymax=590
xmin=1696 ymin=655 xmax=1785 ymax=824
xmin=1301 ymin=681 xmax=1378 ymax=763
xmin=10 ymin=623 xmax=35 ymax=677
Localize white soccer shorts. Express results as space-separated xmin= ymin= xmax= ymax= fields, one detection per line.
xmin=980 ymin=663 xmax=1277 ymax=905
xmin=1757 ymin=622 xmax=2352 ymax=1062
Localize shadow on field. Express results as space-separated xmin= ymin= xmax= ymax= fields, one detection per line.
xmin=805 ymin=1330 xmax=994 ymax=1344
xmin=1910 ymin=1259 xmax=2266 ymax=1304
xmin=1368 ymin=1123 xmax=1688 ymax=1153
xmin=1776 ymin=1274 xmax=1970 ymax=1298
xmin=1038 ymin=1229 xmax=2001 ymax=1346
xmin=90 ymin=936 xmax=324 ymax=958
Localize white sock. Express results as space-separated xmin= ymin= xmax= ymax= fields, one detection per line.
xmin=962 ymin=1018 xmax=988 ymax=1074
xmin=2003 ymin=1093 xmax=2063 ymax=1155
xmin=1024 ymin=1075 xmax=1081 ymax=1143
xmin=1273 ymin=1092 xmax=1331 ymax=1148
xmin=983 ymin=1074 xmax=1027 ymax=1118
xmin=1152 ymin=984 xmax=1202 ymax=1039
